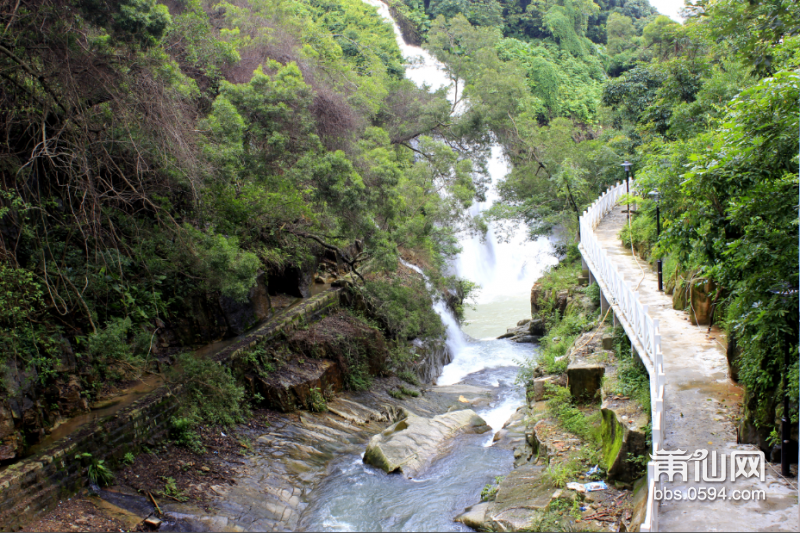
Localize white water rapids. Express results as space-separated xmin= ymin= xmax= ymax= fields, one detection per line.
xmin=299 ymin=4 xmax=560 ymax=530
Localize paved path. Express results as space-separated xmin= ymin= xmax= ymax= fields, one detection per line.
xmin=595 ymin=205 xmax=798 ymax=532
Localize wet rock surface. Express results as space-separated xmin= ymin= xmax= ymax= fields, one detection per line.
xmin=363 ymin=409 xmax=490 ymax=477
xmin=83 ymin=377 xmax=507 ymax=532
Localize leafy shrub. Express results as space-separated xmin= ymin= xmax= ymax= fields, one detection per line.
xmin=0 ymin=264 xmax=62 ymax=388
xmin=359 ymin=277 xmax=444 ymax=341
xmin=122 ymin=452 xmax=135 ymax=465
xmin=86 ymin=317 xmax=146 ymax=382
xmin=308 ymin=387 xmax=327 ymax=412
xmin=170 ymin=417 xmax=205 ymax=453
xmin=172 ymin=352 xmax=248 ymax=427
xmin=583 ymin=282 xmax=600 ymax=306
xmin=75 ymin=452 xmax=115 ymax=487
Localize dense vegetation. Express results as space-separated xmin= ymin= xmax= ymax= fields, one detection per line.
xmin=394 ymin=0 xmax=798 ymax=445
xmin=0 ymin=0 xmax=487 ymax=406
xmin=1 ymin=0 xmax=797 ymax=458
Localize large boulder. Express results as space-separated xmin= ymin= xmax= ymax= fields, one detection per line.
xmin=454 ymin=502 xmax=489 ymax=530
xmin=409 ymin=338 xmax=452 ymax=384
xmin=484 ymin=464 xmax=556 ymax=532
xmin=498 ymin=319 xmax=545 ymax=342
xmin=567 ymin=362 xmax=604 ymax=402
xmin=248 ymin=359 xmax=343 ymax=412
xmin=363 ymin=409 xmax=490 ymax=478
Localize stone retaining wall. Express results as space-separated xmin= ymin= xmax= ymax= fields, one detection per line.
xmin=0 ymin=386 xmax=180 ymax=531
xmin=0 ymin=286 xmax=346 ymax=531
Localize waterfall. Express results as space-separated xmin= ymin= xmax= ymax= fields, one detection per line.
xmin=399 ymin=260 xmax=467 ymax=358
xmin=363 ymin=0 xmax=557 ymax=341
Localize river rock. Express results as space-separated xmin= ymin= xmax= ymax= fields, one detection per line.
xmin=454 ymin=502 xmax=489 ymax=530
xmin=528 ymin=318 xmax=546 ymax=336
xmin=484 ymin=464 xmax=554 ymax=531
xmin=363 ymin=409 xmax=490 ymax=478
xmin=528 ymin=376 xmax=560 ymax=402
xmin=566 ymin=362 xmax=604 ymax=402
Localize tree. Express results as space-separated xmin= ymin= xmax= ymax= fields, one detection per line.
xmin=606 ymin=12 xmax=635 ymax=55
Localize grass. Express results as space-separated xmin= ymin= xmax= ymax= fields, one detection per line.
xmin=545 ymin=385 xmax=602 ymax=445
xmin=537 ymin=259 xmax=582 ymax=293
xmin=480 ymin=475 xmax=504 ymax=501
xmin=399 ymin=386 xmax=420 ymax=397
xmin=397 ymin=370 xmax=420 ymax=386
xmin=542 ymin=461 xmax=579 ymax=488
xmin=612 ymin=327 xmax=651 ymax=416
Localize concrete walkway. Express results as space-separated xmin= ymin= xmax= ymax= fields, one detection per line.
xmin=595 ymin=205 xmax=798 ymax=532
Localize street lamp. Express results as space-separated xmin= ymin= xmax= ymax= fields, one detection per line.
xmin=649 ymin=190 xmax=663 ymax=291
xmin=621 ymin=161 xmax=632 ymax=221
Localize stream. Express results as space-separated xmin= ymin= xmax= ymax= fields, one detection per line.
xmin=296 ymin=3 xmax=558 ymax=530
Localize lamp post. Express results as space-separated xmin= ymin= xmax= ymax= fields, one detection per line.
xmin=649 ymin=190 xmax=663 ymax=291
xmin=621 ymin=161 xmax=632 ymax=221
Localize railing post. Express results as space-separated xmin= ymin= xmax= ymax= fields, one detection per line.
xmin=579 ymin=178 xmax=662 ymax=532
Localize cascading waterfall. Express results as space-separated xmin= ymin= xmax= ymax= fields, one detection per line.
xmin=399 ymin=259 xmax=467 ymax=357
xmin=299 ymin=4 xmax=560 ymax=530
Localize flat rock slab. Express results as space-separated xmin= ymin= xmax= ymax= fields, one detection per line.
xmin=363 ymin=409 xmax=490 ymax=478
xmin=482 ymin=464 xmax=555 ymax=531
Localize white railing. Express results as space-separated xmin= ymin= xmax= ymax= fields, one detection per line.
xmin=578 ymin=181 xmax=665 ymax=533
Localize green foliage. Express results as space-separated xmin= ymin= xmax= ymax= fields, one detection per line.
xmin=85 ymin=317 xmax=145 ymax=383
xmin=584 ymin=283 xmax=600 ymax=306
xmin=0 ymin=264 xmax=62 ymax=390
xmin=546 ymin=385 xmax=601 ymax=443
xmin=542 ymin=460 xmax=580 ymax=488
xmin=75 ymin=452 xmax=115 ymax=487
xmin=399 ymin=385 xmax=420 ymax=397
xmin=397 ymin=370 xmax=421 ymax=386
xmin=360 ymin=277 xmax=445 ymax=341
xmin=611 ymin=327 xmax=651 ymax=415
xmin=160 ymin=476 xmax=188 ymax=501
xmin=308 ymin=387 xmax=328 ymax=412
xmin=172 ymin=353 xmax=248 ymax=427
xmin=480 ymin=475 xmax=504 ymax=501
xmin=388 ymin=388 xmax=404 ymax=400
xmin=170 ymin=417 xmax=205 ymax=454
xmin=122 ymin=452 xmax=135 ymax=466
